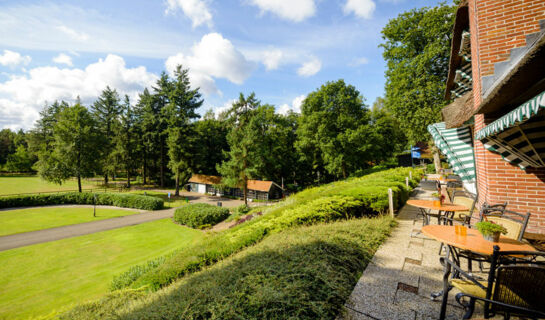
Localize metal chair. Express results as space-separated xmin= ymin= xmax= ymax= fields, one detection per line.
xmin=480 ymin=207 xmax=530 ymax=241
xmin=441 ymin=190 xmax=477 ymax=226
xmin=453 ymin=246 xmax=545 ymax=319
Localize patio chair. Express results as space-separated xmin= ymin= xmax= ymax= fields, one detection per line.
xmin=452 ymin=246 xmax=545 ymax=319
xmin=440 ymin=190 xmax=477 ymax=226
xmin=480 ymin=207 xmax=530 ymax=241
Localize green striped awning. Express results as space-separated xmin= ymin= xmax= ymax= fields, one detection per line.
xmin=428 ymin=122 xmax=476 ymax=182
xmin=475 ymin=90 xmax=545 ymax=169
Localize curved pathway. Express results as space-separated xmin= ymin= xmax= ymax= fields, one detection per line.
xmin=0 ymin=208 xmax=176 ymax=252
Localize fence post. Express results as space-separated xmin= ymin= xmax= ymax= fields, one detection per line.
xmin=388 ymin=188 xmax=394 ymax=218
xmin=405 ymin=177 xmax=409 ymax=188
xmin=409 ymin=171 xmax=412 ymax=180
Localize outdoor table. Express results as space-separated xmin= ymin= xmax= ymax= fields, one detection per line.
xmin=422 ymin=225 xmax=537 ymax=320
xmin=427 ymin=177 xmax=459 ymax=182
xmin=407 ymin=200 xmax=468 ymax=225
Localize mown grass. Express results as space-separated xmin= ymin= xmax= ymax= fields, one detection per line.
xmin=0 ymin=219 xmax=204 ymax=320
xmin=129 ymin=190 xmax=189 ymax=208
xmin=0 ymin=176 xmax=97 ymax=195
xmin=0 ymin=207 xmax=141 ymax=236
xmin=61 ymin=217 xmax=395 ymax=319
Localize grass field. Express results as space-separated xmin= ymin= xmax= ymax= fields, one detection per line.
xmin=0 ymin=219 xmax=205 ymax=319
xmin=0 ymin=176 xmax=97 ymax=195
xmin=0 ymin=207 xmax=142 ymax=236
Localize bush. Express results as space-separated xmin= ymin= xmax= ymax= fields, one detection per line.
xmin=0 ymin=192 xmax=164 ymax=210
xmin=61 ymin=217 xmax=395 ymax=319
xmin=110 ymin=167 xmax=423 ymax=292
xmin=174 ymin=203 xmax=229 ymax=228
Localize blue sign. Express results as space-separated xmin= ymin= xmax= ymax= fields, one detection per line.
xmin=412 ymin=151 xmax=421 ymax=159
xmin=168 ymin=192 xmax=171 ymax=199
xmin=411 ymin=147 xmax=420 ymax=151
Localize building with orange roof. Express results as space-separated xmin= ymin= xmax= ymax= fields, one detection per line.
xmin=188 ymin=174 xmax=283 ymax=200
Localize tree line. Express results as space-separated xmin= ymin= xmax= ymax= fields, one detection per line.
xmin=1 ymin=65 xmax=406 ymax=202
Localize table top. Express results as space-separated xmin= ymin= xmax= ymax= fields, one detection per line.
xmin=427 ymin=177 xmax=459 ymax=182
xmin=422 ymin=225 xmax=536 ymax=255
xmin=407 ymin=199 xmax=468 ymax=211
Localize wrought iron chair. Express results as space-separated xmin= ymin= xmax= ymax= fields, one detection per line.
xmin=452 ymin=246 xmax=545 ymax=319
xmin=480 ymin=207 xmax=530 ymax=241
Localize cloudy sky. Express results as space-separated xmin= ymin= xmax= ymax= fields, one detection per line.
xmin=0 ymin=0 xmax=447 ymax=130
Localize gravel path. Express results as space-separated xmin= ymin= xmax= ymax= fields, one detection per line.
xmin=0 ymin=208 xmax=176 ymax=251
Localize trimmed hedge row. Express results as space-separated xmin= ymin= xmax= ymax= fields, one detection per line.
xmin=174 ymin=203 xmax=230 ymax=228
xmin=109 ymin=167 xmax=422 ymax=292
xmin=0 ymin=192 xmax=164 ymax=210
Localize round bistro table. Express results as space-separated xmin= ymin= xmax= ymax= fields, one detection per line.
xmin=407 ymin=199 xmax=468 ymax=225
xmin=422 ymin=225 xmax=537 ymax=320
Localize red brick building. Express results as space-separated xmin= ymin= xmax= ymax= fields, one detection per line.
xmin=439 ymin=0 xmax=545 ymax=233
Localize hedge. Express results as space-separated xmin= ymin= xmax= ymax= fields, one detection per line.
xmin=0 ymin=192 xmax=164 ymax=210
xmin=62 ymin=217 xmax=395 ymax=319
xmin=109 ymin=167 xmax=422 ymax=292
xmin=173 ymin=203 xmax=230 ymax=228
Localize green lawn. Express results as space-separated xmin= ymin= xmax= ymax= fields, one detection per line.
xmin=0 ymin=176 xmax=97 ymax=195
xmin=0 ymin=207 xmax=142 ymax=236
xmin=0 ymin=219 xmax=205 ymax=319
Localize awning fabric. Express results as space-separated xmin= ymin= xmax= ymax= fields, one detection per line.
xmin=475 ymin=90 xmax=545 ymax=169
xmin=428 ymin=122 xmax=476 ymax=182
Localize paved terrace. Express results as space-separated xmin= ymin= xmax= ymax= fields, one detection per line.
xmin=341 ymin=179 xmax=472 ymax=320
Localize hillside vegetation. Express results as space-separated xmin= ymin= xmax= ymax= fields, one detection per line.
xmin=60 ymin=167 xmax=421 ymax=319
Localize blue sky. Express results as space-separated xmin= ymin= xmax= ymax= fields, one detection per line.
xmin=0 ymin=0 xmax=449 ymax=130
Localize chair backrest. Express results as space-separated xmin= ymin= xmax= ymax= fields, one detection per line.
xmin=486 ymin=246 xmax=545 ymax=317
xmin=481 ymin=206 xmax=529 ymax=241
xmin=452 ymin=190 xmax=477 ymax=216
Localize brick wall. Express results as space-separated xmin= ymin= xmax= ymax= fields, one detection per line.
xmin=468 ymin=0 xmax=545 ymax=233
xmin=471 ymin=0 xmax=545 ymax=80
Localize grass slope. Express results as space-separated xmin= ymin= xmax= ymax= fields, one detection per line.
xmin=0 ymin=207 xmax=141 ymax=236
xmin=0 ymin=219 xmax=204 ymax=319
xmin=0 ymin=176 xmax=96 ymax=195
xmin=62 ymin=217 xmax=395 ymax=319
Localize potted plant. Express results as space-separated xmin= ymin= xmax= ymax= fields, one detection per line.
xmin=431 ymin=192 xmax=442 ymax=207
xmin=475 ymin=221 xmax=507 ymax=242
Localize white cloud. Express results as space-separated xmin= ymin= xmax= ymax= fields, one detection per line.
xmin=343 ymin=0 xmax=376 ymax=19
xmin=0 ymin=54 xmax=158 ymax=129
xmin=165 ymin=33 xmax=254 ymax=95
xmin=262 ymin=49 xmax=284 ymax=70
xmin=213 ymin=99 xmax=236 ymax=117
xmin=297 ymin=57 xmax=321 ymax=77
xmin=56 ymin=25 xmax=89 ymax=41
xmin=165 ymin=0 xmax=212 ymax=28
xmin=349 ymin=56 xmax=369 ymax=66
xmin=248 ymin=0 xmax=316 ymax=22
xmin=53 ymin=53 xmax=73 ymax=67
xmin=0 ymin=50 xmax=31 ymax=68
xmin=278 ymin=94 xmax=305 ymax=114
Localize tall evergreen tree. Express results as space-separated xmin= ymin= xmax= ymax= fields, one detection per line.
xmin=217 ymin=93 xmax=261 ymax=205
xmin=91 ymin=86 xmax=122 ymax=184
xmin=165 ymin=66 xmax=203 ymax=196
xmin=113 ymin=95 xmax=138 ymax=188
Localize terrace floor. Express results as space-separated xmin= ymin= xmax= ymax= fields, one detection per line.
xmin=341 ymin=180 xmax=490 ymax=320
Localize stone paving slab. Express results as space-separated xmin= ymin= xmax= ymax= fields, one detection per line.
xmin=340 ymin=180 xmax=469 ymax=320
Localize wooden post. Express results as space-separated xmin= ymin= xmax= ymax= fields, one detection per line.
xmin=409 ymin=171 xmax=412 ymax=180
xmin=388 ymin=188 xmax=394 ymax=217
xmin=405 ymin=177 xmax=409 ymax=188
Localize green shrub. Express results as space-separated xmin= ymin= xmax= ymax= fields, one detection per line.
xmin=174 ymin=203 xmax=229 ymax=228
xmin=110 ymin=167 xmax=422 ymax=292
xmin=0 ymin=192 xmax=163 ymax=210
xmin=62 ymin=217 xmax=395 ymax=320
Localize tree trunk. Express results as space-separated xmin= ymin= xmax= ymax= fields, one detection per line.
xmin=143 ymin=152 xmax=147 ymax=185
xmin=342 ymin=162 xmax=347 ymax=179
xmin=127 ymin=169 xmax=131 ymax=188
xmin=160 ymin=139 xmax=165 ymax=188
xmin=433 ymin=146 xmax=441 ymax=174
xmin=243 ymin=176 xmax=248 ymax=206
xmin=175 ymin=168 xmax=180 ymax=196
xmin=77 ymin=174 xmax=82 ymax=193
xmin=104 ymin=174 xmax=108 ymax=185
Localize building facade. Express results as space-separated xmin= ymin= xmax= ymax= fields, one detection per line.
xmin=188 ymin=174 xmax=284 ymax=201
xmin=438 ymin=0 xmax=545 ymax=233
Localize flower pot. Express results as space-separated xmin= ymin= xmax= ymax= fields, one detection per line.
xmin=482 ymin=232 xmax=501 ymax=242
